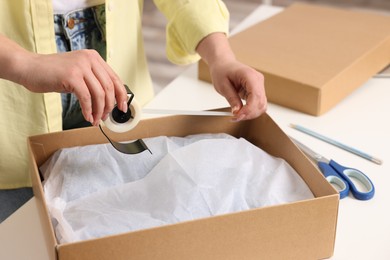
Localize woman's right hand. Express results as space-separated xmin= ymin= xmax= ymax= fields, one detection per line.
xmin=0 ymin=34 xmax=128 ymax=126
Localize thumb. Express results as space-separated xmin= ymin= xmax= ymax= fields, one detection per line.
xmin=217 ymin=82 xmax=244 ymax=115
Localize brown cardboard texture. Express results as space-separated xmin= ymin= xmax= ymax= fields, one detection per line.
xmin=28 ymin=113 xmax=339 ymax=260
xmin=199 ymin=3 xmax=390 ymax=115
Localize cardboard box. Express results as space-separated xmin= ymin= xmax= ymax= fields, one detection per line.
xmin=199 ymin=3 xmax=390 ymax=115
xmin=28 ymin=113 xmax=339 ymax=260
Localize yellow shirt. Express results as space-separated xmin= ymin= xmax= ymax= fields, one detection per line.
xmin=0 ymin=0 xmax=229 ymax=189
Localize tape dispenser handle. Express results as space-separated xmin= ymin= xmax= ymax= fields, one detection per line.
xmin=99 ymin=85 xmax=151 ymax=154
xmin=111 ymin=85 xmax=134 ymax=123
xmin=102 ymin=85 xmax=142 ymax=133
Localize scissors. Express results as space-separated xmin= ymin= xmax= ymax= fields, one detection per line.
xmin=291 ymin=137 xmax=375 ymax=200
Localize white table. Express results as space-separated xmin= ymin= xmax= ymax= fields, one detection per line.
xmin=1 ymin=5 xmax=389 ymax=260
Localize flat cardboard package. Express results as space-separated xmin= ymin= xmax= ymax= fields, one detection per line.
xmin=28 ymin=113 xmax=339 ymax=260
xmin=199 ymin=3 xmax=390 ymax=115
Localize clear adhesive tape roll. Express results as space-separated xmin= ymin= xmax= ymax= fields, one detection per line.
xmin=102 ymin=98 xmax=142 ymax=133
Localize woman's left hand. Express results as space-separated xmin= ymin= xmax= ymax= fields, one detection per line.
xmin=196 ymin=32 xmax=267 ymax=121
xmin=208 ymin=55 xmax=267 ymax=121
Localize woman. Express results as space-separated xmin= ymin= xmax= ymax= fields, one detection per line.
xmin=0 ymin=0 xmax=267 ymax=222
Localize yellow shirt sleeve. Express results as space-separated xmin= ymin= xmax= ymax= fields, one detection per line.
xmin=153 ymin=0 xmax=230 ymax=65
xmin=0 ymin=0 xmax=62 ymax=189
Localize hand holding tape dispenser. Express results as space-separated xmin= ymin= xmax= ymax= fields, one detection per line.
xmin=100 ymin=85 xmax=233 ymax=154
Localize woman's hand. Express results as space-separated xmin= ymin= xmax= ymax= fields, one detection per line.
xmin=0 ymin=34 xmax=128 ymax=126
xmin=196 ymin=33 xmax=267 ymax=121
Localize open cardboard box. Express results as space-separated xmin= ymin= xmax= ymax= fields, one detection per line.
xmin=199 ymin=3 xmax=390 ymax=116
xmin=28 ymin=113 xmax=339 ymax=260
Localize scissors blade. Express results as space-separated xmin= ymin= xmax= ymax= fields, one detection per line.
xmin=290 ymin=137 xmax=329 ymax=164
xmin=290 ymin=137 xmax=350 ymax=199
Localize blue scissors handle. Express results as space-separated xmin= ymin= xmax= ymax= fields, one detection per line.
xmin=290 ymin=136 xmax=375 ymax=200
xmin=318 ymin=161 xmax=350 ymax=199
xmin=329 ymin=160 xmax=375 ymax=200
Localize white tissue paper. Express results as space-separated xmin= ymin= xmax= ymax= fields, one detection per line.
xmin=40 ymin=133 xmax=314 ymax=244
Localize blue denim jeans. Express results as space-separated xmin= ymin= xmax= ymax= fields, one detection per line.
xmin=55 ymin=4 xmax=106 ymax=130
xmin=0 ymin=5 xmax=107 ymax=224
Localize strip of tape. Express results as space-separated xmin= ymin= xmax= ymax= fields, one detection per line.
xmin=142 ymin=108 xmax=232 ymax=116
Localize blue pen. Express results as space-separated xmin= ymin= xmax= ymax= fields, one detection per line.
xmin=290 ymin=124 xmax=382 ymax=165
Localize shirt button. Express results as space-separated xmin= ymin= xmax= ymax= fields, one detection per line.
xmin=67 ymin=18 xmax=75 ymax=29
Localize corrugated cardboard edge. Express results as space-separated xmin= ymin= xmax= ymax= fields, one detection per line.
xmin=28 ymin=113 xmax=339 ymax=260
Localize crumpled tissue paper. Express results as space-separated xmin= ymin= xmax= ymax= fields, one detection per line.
xmin=40 ymin=133 xmax=314 ymax=244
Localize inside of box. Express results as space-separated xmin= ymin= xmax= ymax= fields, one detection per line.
xmin=30 ymin=113 xmax=337 ymax=199
xmin=28 ymin=113 xmax=338 ymax=251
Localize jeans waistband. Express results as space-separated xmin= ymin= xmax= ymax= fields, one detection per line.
xmin=54 ymin=5 xmax=104 ymax=39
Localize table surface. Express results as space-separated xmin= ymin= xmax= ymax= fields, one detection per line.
xmin=1 ymin=5 xmax=389 ymax=260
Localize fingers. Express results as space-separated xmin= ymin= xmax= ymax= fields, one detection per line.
xmin=84 ymin=72 xmax=109 ymax=125
xmin=16 ymin=49 xmax=128 ymax=126
xmin=95 ymin=55 xmax=128 ymax=114
xmin=219 ymin=84 xmax=245 ymax=121
xmin=212 ymin=76 xmax=239 ymax=105
xmin=89 ymin=60 xmax=116 ymax=122
xmin=71 ymin=80 xmax=94 ymax=124
xmin=214 ymin=64 xmax=267 ymax=121
xmin=236 ymin=70 xmax=267 ymax=120
xmin=69 ymin=50 xmax=127 ymax=126
xmin=238 ymin=89 xmax=267 ymax=120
